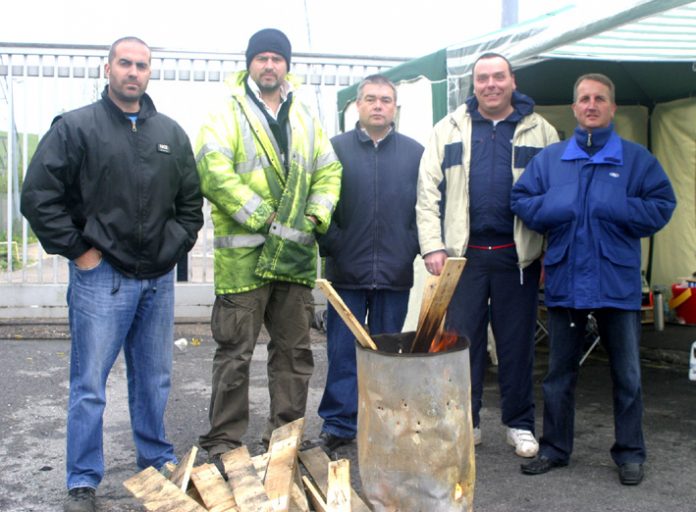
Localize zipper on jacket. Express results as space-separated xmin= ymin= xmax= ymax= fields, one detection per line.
xmin=372 ymin=144 xmax=379 ymax=288
xmin=130 ymin=118 xmax=137 ymax=132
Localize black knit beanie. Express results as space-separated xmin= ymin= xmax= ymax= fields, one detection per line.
xmin=245 ymin=28 xmax=292 ymax=70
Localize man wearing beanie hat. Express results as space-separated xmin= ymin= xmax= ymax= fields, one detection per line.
xmin=196 ymin=28 xmax=342 ymax=465
xmin=245 ymin=28 xmax=292 ymax=71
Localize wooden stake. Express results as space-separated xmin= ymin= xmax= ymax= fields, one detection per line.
xmin=170 ymin=445 xmax=198 ymax=492
xmin=190 ymin=463 xmax=239 ymax=512
xmin=410 ymin=257 xmax=466 ymax=353
xmin=222 ymin=446 xmax=274 ymax=512
xmin=326 ymin=459 xmax=351 ymax=512
xmin=418 ymin=274 xmax=440 ymax=328
xmin=315 ymin=279 xmax=378 ymax=350
xmin=123 ymin=466 xmax=207 ymax=511
xmin=298 ymin=447 xmax=370 ymax=512
xmin=264 ymin=418 xmax=304 ymax=512
xmin=302 ymin=475 xmax=328 ymax=512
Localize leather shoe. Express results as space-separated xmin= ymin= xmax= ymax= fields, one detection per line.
xmin=319 ymin=431 xmax=354 ymax=452
xmin=520 ymin=455 xmax=568 ymax=475
xmin=619 ymin=463 xmax=644 ymax=485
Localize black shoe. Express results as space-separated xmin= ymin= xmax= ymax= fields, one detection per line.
xmin=208 ymin=454 xmax=228 ymax=481
xmin=520 ymin=455 xmax=568 ymax=475
xmin=619 ymin=463 xmax=644 ymax=485
xmin=319 ymin=431 xmax=354 ymax=452
xmin=64 ymin=487 xmax=96 ymax=512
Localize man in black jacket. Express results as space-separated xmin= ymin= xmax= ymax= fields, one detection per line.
xmin=317 ymin=75 xmax=423 ymax=451
xmin=20 ymin=37 xmax=203 ymax=512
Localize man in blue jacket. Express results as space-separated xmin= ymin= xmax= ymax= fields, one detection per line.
xmin=317 ymin=75 xmax=423 ymax=451
xmin=512 ymin=73 xmax=676 ymax=485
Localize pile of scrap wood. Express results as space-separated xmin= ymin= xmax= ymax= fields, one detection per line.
xmin=123 ymin=418 xmax=370 ymax=511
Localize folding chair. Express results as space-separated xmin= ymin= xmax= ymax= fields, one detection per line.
xmin=579 ymin=312 xmax=600 ymax=366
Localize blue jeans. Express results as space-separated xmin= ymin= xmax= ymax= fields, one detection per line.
xmin=540 ymin=307 xmax=645 ymax=466
xmin=66 ymin=259 xmax=177 ymax=490
xmin=318 ymin=288 xmax=409 ymax=438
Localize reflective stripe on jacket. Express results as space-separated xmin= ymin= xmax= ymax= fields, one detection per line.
xmin=196 ymin=71 xmax=342 ymax=294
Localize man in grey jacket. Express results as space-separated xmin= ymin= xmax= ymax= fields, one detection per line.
xmin=417 ymin=52 xmax=558 ymax=457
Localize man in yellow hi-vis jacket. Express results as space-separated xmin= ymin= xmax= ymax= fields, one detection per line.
xmin=195 ymin=28 xmax=342 ymax=464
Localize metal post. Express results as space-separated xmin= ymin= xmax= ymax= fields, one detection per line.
xmin=501 ymin=0 xmax=519 ymax=27
xmin=6 ymin=63 xmax=14 ymax=275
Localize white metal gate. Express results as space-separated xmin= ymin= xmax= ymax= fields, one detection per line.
xmin=1 ymin=43 xmax=405 ymax=318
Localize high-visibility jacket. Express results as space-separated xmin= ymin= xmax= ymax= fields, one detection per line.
xmin=196 ymin=71 xmax=342 ymax=294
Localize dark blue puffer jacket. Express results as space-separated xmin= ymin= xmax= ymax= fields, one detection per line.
xmin=319 ymin=125 xmax=423 ymax=290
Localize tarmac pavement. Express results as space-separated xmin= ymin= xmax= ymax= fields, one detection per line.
xmin=0 ymin=319 xmax=695 ymax=511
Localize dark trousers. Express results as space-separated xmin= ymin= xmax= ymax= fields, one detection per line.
xmin=199 ymin=282 xmax=314 ymax=454
xmin=446 ymin=247 xmax=540 ymax=431
xmin=318 ymin=288 xmax=410 ymax=438
xmin=540 ymin=307 xmax=646 ymax=466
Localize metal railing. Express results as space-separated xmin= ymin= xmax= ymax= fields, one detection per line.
xmin=0 ymin=43 xmax=407 ymax=317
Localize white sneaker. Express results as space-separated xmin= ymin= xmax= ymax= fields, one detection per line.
xmin=506 ymin=428 xmax=538 ymax=458
xmin=473 ymin=427 xmax=482 ymax=446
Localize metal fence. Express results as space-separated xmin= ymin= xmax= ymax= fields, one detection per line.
xmin=0 ymin=43 xmax=406 ymax=317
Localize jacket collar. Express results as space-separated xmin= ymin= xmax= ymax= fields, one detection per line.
xmin=355 ymin=121 xmax=394 ymax=147
xmin=465 ymin=90 xmax=535 ymax=121
xmin=101 ymin=85 xmax=156 ymax=119
xmin=561 ymin=126 xmax=623 ymax=166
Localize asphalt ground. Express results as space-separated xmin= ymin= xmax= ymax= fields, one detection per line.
xmin=0 ymin=320 xmax=695 ymax=512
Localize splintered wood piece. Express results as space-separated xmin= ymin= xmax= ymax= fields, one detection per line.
xmin=289 ymin=464 xmax=310 ymax=512
xmin=315 ymin=279 xmax=378 ymax=350
xmin=326 ymin=460 xmax=351 ymax=512
xmin=170 ymin=445 xmax=198 ymax=491
xmin=418 ymin=274 xmax=440 ymax=328
xmin=301 ymin=475 xmax=328 ymax=512
xmin=187 ymin=485 xmax=206 ymax=507
xmin=190 ymin=463 xmax=239 ymax=512
xmin=298 ymin=448 xmax=370 ymax=512
xmin=410 ymin=257 xmax=467 ymax=353
xmin=222 ymin=446 xmax=274 ymax=512
xmin=123 ymin=466 xmax=207 ymax=511
xmin=265 ymin=418 xmax=305 ymax=511
xmin=252 ymin=452 xmax=271 ymax=479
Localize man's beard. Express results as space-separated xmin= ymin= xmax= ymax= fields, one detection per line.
xmin=258 ymin=79 xmax=281 ymax=93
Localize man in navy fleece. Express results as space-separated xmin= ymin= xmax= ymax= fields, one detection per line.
xmin=316 ymin=74 xmax=423 ymax=452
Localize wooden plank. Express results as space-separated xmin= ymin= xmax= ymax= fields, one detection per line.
xmin=302 ymin=475 xmax=328 ymax=512
xmin=123 ymin=466 xmax=207 ymax=511
xmin=252 ymin=452 xmax=271 ymax=480
xmin=326 ymin=460 xmax=351 ymax=512
xmin=264 ymin=418 xmax=305 ymax=511
xmin=315 ymin=279 xmax=377 ymax=350
xmin=170 ymin=445 xmax=198 ymax=492
xmin=410 ymin=257 xmax=467 ymax=353
xmin=289 ymin=464 xmax=310 ymax=512
xmin=417 ymin=274 xmax=440 ymax=329
xmin=298 ymin=448 xmax=370 ymax=512
xmin=190 ymin=463 xmax=239 ymax=512
xmin=222 ymin=446 xmax=274 ymax=512
xmin=187 ymin=485 xmax=206 ymax=507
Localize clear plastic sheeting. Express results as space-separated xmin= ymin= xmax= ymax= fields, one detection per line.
xmin=356 ymin=332 xmax=475 ymax=512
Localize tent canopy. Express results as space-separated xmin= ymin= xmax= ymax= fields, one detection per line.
xmin=337 ymin=0 xmax=696 ymax=125
xmin=335 ymin=0 xmax=696 ymax=294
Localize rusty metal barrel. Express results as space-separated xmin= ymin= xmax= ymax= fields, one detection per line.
xmin=356 ymin=332 xmax=475 ymax=512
